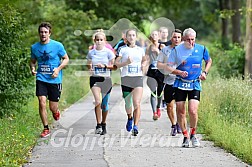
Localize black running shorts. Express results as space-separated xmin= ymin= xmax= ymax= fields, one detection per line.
xmin=89 ymin=76 xmax=112 ymax=94
xmin=36 ymin=80 xmax=62 ymax=102
xmin=174 ymin=88 xmax=200 ymax=102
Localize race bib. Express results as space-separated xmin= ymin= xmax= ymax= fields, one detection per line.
xmin=177 ymin=80 xmax=194 ymax=90
xmin=151 ymin=61 xmax=157 ymax=69
xmin=94 ymin=67 xmax=106 ymax=75
xmin=38 ymin=64 xmax=53 ymax=74
xmin=128 ymin=65 xmax=139 ymax=74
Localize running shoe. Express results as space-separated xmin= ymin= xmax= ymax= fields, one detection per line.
xmin=101 ymin=123 xmax=107 ymax=135
xmin=170 ymin=125 xmax=177 ymax=136
xmin=182 ymin=137 xmax=189 ymax=148
xmin=95 ymin=124 xmax=102 ymax=134
xmin=176 ymin=123 xmax=182 ymax=134
xmin=126 ymin=117 xmax=133 ymax=132
xmin=153 ymin=112 xmax=158 ymax=120
xmin=157 ymin=108 xmax=161 ymax=118
xmin=53 ymin=110 xmax=60 ymax=121
xmin=190 ymin=135 xmax=200 ymax=147
xmin=132 ymin=125 xmax=138 ymax=136
xmin=40 ymin=129 xmax=50 ymax=138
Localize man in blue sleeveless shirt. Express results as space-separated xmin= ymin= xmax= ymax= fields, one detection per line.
xmin=166 ymin=28 xmax=212 ymax=147
xmin=30 ymin=22 xmax=69 ymax=138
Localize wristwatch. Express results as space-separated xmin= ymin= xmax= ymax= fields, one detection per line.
xmin=203 ymin=71 xmax=208 ymax=76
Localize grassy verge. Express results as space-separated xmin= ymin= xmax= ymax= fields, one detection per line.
xmin=0 ymin=67 xmax=89 ymax=166
xmin=199 ymin=75 xmax=252 ymax=164
xmin=0 ymin=66 xmax=121 ymax=166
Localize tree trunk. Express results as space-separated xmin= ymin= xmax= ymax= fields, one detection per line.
xmin=231 ymin=0 xmax=241 ymax=45
xmin=219 ymin=0 xmax=230 ymax=49
xmin=244 ymin=0 xmax=252 ymax=76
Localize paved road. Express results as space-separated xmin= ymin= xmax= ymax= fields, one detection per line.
xmin=25 ymin=81 xmax=250 ymax=167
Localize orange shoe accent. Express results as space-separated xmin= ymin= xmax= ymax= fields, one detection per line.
xmin=40 ymin=129 xmax=50 ymax=138
xmin=53 ymin=110 xmax=60 ymax=121
xmin=182 ymin=130 xmax=189 ymax=138
xmin=156 ymin=108 xmax=161 ymax=118
xmin=190 ymin=127 xmax=196 ymax=135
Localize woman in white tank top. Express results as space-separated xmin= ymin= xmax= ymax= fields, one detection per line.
xmin=115 ymin=29 xmax=147 ymax=136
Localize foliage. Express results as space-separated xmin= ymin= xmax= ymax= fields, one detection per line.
xmin=0 ymin=100 xmax=41 ymax=166
xmin=14 ymin=0 xmax=103 ymax=59
xmin=0 ymin=67 xmax=90 ymax=166
xmin=0 ymin=5 xmax=33 ymax=116
xmin=59 ymin=67 xmax=89 ymax=109
xmin=65 ymin=0 xmax=161 ymax=33
xmin=209 ymin=42 xmax=245 ymax=78
xmin=199 ymin=76 xmax=252 ymax=164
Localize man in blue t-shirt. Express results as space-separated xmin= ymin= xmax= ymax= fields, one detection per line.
xmin=30 ymin=22 xmax=69 ymax=138
xmin=166 ymin=28 xmax=212 ymax=148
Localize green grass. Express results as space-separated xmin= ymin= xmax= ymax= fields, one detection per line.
xmin=0 ymin=67 xmax=89 ymax=166
xmin=0 ymin=97 xmax=41 ymax=166
xmin=0 ymin=66 xmax=121 ymax=166
xmin=1 ymin=64 xmax=252 ymax=165
xmin=199 ymin=75 xmax=252 ymax=164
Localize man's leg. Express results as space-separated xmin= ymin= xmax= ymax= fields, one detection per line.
xmin=38 ymin=96 xmax=51 ymax=137
xmin=176 ymin=101 xmax=187 ymax=133
xmin=49 ymin=101 xmax=59 ymax=114
xmin=167 ymin=101 xmax=176 ymax=125
xmin=188 ymin=90 xmax=201 ymax=147
xmin=38 ymin=96 xmax=48 ymax=126
xmin=188 ymin=99 xmax=199 ymax=130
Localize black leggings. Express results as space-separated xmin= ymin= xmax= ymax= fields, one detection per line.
xmin=147 ymin=77 xmax=164 ymax=97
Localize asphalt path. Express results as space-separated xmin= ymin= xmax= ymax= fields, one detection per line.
xmin=25 ymin=78 xmax=250 ymax=167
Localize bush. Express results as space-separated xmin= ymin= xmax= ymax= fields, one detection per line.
xmin=0 ymin=5 xmax=33 ymax=116
xmin=210 ymin=42 xmax=245 ymax=78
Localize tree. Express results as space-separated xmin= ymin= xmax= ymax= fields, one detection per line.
xmin=231 ymin=0 xmax=242 ymax=44
xmin=219 ymin=0 xmax=231 ymax=49
xmin=65 ymin=0 xmax=160 ymax=32
xmin=244 ymin=0 xmax=252 ymax=76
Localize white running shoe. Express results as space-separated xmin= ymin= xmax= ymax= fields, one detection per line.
xmin=191 ymin=135 xmax=200 ymax=147
xmin=95 ymin=125 xmax=102 ymax=134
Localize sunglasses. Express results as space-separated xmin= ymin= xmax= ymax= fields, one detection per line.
xmin=185 ymin=38 xmax=195 ymax=41
xmin=95 ymin=39 xmax=104 ymax=41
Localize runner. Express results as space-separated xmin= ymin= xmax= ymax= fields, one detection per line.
xmin=158 ymin=26 xmax=171 ymax=108
xmin=166 ymin=28 xmax=212 ymax=147
xmin=86 ymin=31 xmax=116 ymax=135
xmin=146 ymin=30 xmax=165 ymax=120
xmin=157 ymin=29 xmax=183 ymax=136
xmin=30 ymin=22 xmax=69 ymax=138
xmin=115 ymin=29 xmax=147 ymax=136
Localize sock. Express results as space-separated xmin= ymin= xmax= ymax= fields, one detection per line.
xmin=190 ymin=127 xmax=196 ymax=136
xmin=44 ymin=125 xmax=49 ymax=130
xmin=182 ymin=130 xmax=189 ymax=138
xmin=97 ymin=123 xmax=102 ymax=127
xmin=171 ymin=124 xmax=176 ymax=128
xmin=128 ymin=117 xmax=133 ymax=120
